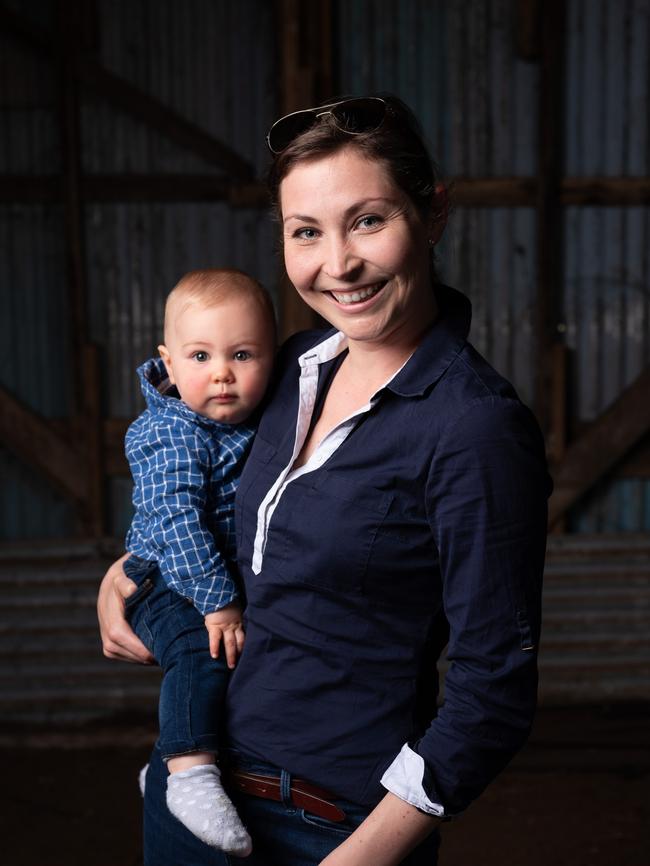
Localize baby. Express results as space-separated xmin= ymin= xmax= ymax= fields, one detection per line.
xmin=123 ymin=268 xmax=276 ymax=855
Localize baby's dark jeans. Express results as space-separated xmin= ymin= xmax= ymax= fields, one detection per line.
xmin=124 ymin=555 xmax=227 ymax=759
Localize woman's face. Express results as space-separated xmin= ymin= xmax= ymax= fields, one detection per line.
xmin=280 ymin=146 xmax=437 ymax=349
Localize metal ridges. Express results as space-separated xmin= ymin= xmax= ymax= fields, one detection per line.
xmin=0 ymin=541 xmax=161 ymax=724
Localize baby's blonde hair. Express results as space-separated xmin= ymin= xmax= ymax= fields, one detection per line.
xmin=164 ymin=268 xmax=276 ymax=344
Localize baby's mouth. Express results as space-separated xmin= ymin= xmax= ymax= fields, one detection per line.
xmin=329 ymin=282 xmax=385 ymax=305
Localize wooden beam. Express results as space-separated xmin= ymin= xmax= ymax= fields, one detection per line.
xmin=549 ymin=367 xmax=650 ymax=526
xmin=452 ymin=177 xmax=537 ymax=206
xmin=276 ymin=0 xmax=334 ymax=339
xmin=104 ymin=419 xmax=130 ymax=476
xmin=101 ymin=416 xmax=650 ymax=483
xmin=57 ymin=0 xmax=86 ymax=405
xmin=0 ymin=3 xmax=253 ymax=181
xmin=80 ymin=342 xmax=106 ymax=536
xmin=0 ymin=175 xmax=268 ymax=204
xmin=57 ymin=0 xmax=106 ymax=536
xmin=4 ymin=175 xmax=650 ymax=207
xmin=535 ymin=0 xmax=566 ymax=438
xmin=562 ymin=177 xmax=650 ymax=205
xmin=0 ymin=387 xmax=87 ymax=504
xmin=515 ymin=0 xmax=542 ymax=61
xmin=617 ymin=435 xmax=650 ymax=478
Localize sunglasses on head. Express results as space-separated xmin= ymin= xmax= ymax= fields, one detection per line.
xmin=266 ymin=96 xmax=390 ymax=154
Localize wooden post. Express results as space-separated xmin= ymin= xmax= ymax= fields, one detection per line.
xmin=548 ymin=343 xmax=568 ymax=533
xmin=57 ymin=0 xmax=105 ymax=536
xmin=535 ymin=0 xmax=566 ymax=445
xmin=276 ymin=0 xmax=334 ymax=340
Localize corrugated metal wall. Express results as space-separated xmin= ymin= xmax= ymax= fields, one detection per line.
xmin=0 ymin=541 xmax=161 ymax=724
xmin=2 ymin=533 xmax=646 ymax=725
xmin=563 ymin=0 xmax=650 ymax=531
xmin=0 ymin=1 xmax=74 ymax=536
xmin=1 ymin=0 xmax=649 ymax=719
xmin=0 ymin=0 xmax=279 ymax=539
xmin=338 ymin=0 xmax=650 ymax=532
xmin=335 ymin=0 xmax=650 ymax=706
xmin=338 ymin=0 xmax=539 ymax=405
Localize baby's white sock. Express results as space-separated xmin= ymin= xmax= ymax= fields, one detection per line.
xmin=166 ymin=764 xmax=252 ymax=856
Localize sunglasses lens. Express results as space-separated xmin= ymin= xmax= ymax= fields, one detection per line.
xmin=267 ymin=98 xmax=387 ymax=153
xmin=268 ymin=111 xmax=317 ymax=153
xmin=331 ymin=98 xmax=386 ymax=133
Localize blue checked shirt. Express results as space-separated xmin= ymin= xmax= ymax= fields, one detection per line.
xmin=125 ymin=357 xmax=255 ymax=615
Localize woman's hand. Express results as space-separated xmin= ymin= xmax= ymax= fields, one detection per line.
xmin=97 ymin=554 xmax=155 ymax=664
xmin=318 ymin=793 xmax=440 ymax=866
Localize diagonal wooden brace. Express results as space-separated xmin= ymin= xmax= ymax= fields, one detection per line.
xmin=0 ymin=385 xmax=87 ymax=506
xmin=549 ymin=366 xmax=650 ymax=526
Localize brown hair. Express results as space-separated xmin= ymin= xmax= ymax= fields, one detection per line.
xmin=164 ymin=268 xmax=276 ymax=343
xmin=267 ymin=94 xmax=444 ymax=226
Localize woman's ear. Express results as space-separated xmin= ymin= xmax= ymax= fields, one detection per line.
xmin=157 ymin=344 xmax=175 ymax=384
xmin=428 ymin=183 xmax=449 ymax=246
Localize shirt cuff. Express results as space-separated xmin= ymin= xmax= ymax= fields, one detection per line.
xmin=380 ymin=743 xmax=446 ymax=817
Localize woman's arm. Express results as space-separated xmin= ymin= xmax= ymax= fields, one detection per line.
xmin=97 ymin=554 xmax=155 ymax=664
xmin=320 ymin=793 xmax=440 ymax=866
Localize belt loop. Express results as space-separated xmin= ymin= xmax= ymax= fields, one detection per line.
xmin=280 ymin=769 xmax=292 ymax=808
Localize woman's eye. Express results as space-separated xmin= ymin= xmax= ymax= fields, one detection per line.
xmin=357 ymin=215 xmax=382 ymax=230
xmin=293 ymin=227 xmax=319 ymax=241
xmin=234 ymin=350 xmax=251 ymax=361
xmin=193 ymin=351 xmax=209 ymax=362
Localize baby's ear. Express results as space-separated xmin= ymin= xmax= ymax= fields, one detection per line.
xmin=157 ymin=345 xmax=175 ymax=384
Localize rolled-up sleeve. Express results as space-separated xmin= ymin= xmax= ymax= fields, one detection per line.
xmin=384 ymin=395 xmax=550 ymax=815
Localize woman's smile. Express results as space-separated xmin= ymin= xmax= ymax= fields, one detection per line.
xmin=325 ymin=280 xmax=387 ymax=306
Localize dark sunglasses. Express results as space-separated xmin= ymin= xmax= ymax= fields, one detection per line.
xmin=266 ymin=96 xmax=390 ymax=154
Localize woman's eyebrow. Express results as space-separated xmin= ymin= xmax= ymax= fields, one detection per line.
xmin=283 ymin=213 xmax=318 ymax=225
xmin=283 ymin=197 xmax=394 ymax=225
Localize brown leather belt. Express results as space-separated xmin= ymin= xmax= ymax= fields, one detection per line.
xmin=225 ymin=769 xmax=346 ymax=823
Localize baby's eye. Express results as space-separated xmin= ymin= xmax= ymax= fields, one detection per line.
xmin=356 ymin=215 xmax=382 ymax=230
xmin=193 ymin=351 xmax=209 ymax=362
xmin=234 ymin=350 xmax=252 ymax=361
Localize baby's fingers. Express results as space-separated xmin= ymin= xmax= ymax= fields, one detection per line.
xmin=222 ymin=628 xmax=239 ymax=669
xmin=235 ymin=625 xmax=245 ymax=656
xmin=208 ymin=627 xmax=223 ymax=659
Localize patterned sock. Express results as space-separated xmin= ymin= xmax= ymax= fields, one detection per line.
xmin=166 ymin=764 xmax=252 ymax=856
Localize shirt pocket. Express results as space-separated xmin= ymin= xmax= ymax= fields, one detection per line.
xmin=275 ymin=471 xmax=393 ymax=594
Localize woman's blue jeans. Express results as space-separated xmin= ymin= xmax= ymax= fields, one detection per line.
xmin=124 ymin=557 xmax=227 ymax=759
xmin=142 ymin=744 xmax=441 ymax=865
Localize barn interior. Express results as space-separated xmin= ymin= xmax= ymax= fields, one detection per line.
xmin=0 ymin=1 xmax=648 ymax=864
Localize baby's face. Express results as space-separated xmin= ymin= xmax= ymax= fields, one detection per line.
xmin=159 ymin=296 xmax=275 ymax=424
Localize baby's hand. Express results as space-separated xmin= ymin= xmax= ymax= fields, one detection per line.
xmin=204 ymin=602 xmax=245 ymax=669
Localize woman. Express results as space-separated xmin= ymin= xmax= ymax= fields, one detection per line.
xmin=99 ymin=95 xmax=551 ymax=865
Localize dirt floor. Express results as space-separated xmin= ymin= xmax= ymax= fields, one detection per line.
xmin=0 ymin=704 xmax=647 ymax=866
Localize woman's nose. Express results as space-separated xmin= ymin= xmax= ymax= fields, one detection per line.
xmin=323 ymin=237 xmax=362 ymax=281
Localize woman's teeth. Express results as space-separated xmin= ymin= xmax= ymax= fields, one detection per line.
xmin=331 ymin=283 xmax=383 ymax=305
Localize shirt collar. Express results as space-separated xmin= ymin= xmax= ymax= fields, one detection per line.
xmin=296 ymin=285 xmax=471 ymax=397
xmin=387 ymin=284 xmax=471 ymax=397
xmin=298 ymin=329 xmax=348 ymax=370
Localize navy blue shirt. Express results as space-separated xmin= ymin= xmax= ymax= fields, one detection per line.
xmin=226 ymin=285 xmax=551 ymax=814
